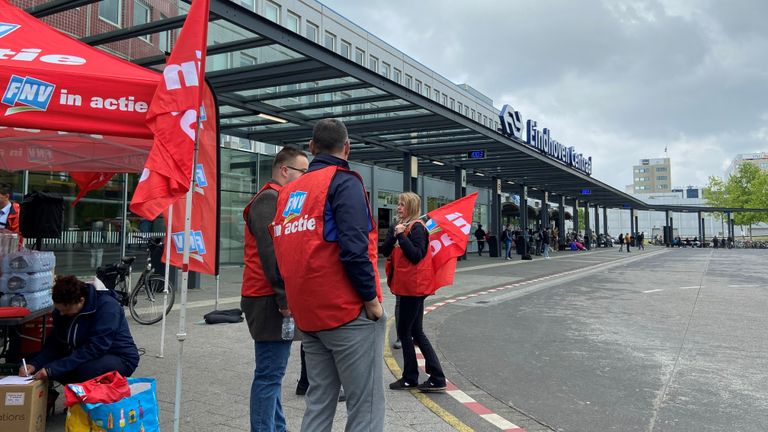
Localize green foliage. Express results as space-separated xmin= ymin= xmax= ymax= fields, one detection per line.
xmin=577 ymin=208 xmax=585 ymax=231
xmin=704 ymin=163 xmax=768 ymax=227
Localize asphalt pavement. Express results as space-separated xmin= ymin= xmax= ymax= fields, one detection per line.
xmin=42 ymin=245 xmax=768 ymax=431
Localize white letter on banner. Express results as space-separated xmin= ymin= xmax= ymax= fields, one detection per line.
xmin=430 ymin=239 xmax=442 ymax=256
xmin=445 ymin=212 xmax=471 ymax=234
xmin=179 ymin=109 xmax=197 ymax=141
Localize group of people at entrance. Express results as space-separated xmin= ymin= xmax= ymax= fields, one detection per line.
xmin=240 ymin=118 xmax=444 ymax=432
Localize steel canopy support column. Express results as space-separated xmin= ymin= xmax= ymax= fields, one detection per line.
xmin=602 ymin=206 xmax=608 ymax=239
xmin=665 ymin=209 xmax=671 ymax=246
xmin=701 ymin=215 xmax=706 ymax=246
xmin=594 ymin=204 xmax=601 ymax=245
xmin=558 ymin=196 xmax=566 ymax=247
xmin=491 ymin=177 xmax=501 ymax=251
xmin=629 ymin=208 xmax=635 ymax=244
xmin=541 ymin=192 xmax=549 ymax=231
xmin=519 ymin=185 xmax=529 ymax=253
xmin=403 ymin=152 xmax=418 ymax=193
xmin=698 ymin=211 xmax=703 ymax=244
xmin=572 ymin=199 xmax=580 ymax=236
xmin=454 ymin=167 xmax=466 ymax=260
xmin=583 ymin=201 xmax=592 ymax=249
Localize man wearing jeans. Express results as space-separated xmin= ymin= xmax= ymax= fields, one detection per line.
xmin=241 ymin=146 xmax=308 ymax=432
xmin=273 ymin=119 xmax=386 ymax=432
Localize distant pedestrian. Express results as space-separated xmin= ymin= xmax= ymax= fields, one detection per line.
xmin=474 ymin=224 xmax=486 ymax=256
xmin=638 ymin=232 xmax=645 ymax=250
xmin=625 ymin=233 xmax=631 ymax=253
xmin=501 ymin=224 xmax=513 ymax=260
xmin=618 ymin=233 xmax=624 ymax=252
xmin=542 ymin=228 xmax=551 ymax=259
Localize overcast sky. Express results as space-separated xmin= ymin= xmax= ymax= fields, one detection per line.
xmin=320 ymin=0 xmax=768 ymax=191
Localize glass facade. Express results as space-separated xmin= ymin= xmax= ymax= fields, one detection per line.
xmin=0 ymin=146 xmax=280 ymax=277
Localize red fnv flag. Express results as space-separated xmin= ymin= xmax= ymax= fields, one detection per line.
xmin=425 ymin=192 xmax=478 ymax=290
xmin=129 ymin=0 xmax=210 ymax=220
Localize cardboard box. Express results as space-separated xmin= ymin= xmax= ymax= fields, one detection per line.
xmin=0 ymin=377 xmax=47 ymax=432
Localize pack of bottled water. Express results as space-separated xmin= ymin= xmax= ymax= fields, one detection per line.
xmin=0 ymin=271 xmax=53 ymax=294
xmin=1 ymin=250 xmax=56 ymax=273
xmin=0 ymin=289 xmax=54 ymax=311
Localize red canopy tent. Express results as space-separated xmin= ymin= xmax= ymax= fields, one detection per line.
xmin=0 ymin=0 xmax=219 ymax=277
xmin=0 ymin=0 xmax=157 ymax=172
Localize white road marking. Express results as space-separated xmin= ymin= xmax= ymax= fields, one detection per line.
xmin=643 ymin=289 xmax=664 ymax=293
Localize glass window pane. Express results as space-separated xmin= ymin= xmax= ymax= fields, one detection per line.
xmin=99 ymin=0 xmax=121 ymax=25
xmin=324 ymin=32 xmax=336 ymax=51
xmin=393 ymin=68 xmax=401 ymax=83
xmin=286 ymin=12 xmax=300 ymax=32
xmin=306 ymin=21 xmax=318 ymax=42
xmin=340 ymin=40 xmax=351 ymax=58
xmin=369 ymin=55 xmax=378 ymax=73
xmin=381 ymin=62 xmax=390 ymax=78
xmin=265 ymin=1 xmax=280 ymax=23
xmin=355 ymin=48 xmax=365 ymax=65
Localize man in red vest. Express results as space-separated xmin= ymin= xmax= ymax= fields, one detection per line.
xmin=272 ymin=118 xmax=385 ymax=431
xmin=0 ymin=183 xmax=22 ymax=247
xmin=241 ymin=146 xmax=309 ymax=432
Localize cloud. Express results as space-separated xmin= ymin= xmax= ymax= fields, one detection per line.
xmin=320 ymin=0 xmax=768 ymax=189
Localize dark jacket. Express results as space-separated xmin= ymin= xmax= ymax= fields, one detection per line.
xmin=30 ymin=284 xmax=139 ymax=380
xmin=308 ymin=154 xmax=377 ymax=302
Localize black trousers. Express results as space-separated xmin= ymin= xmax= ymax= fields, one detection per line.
xmin=397 ymin=295 xmax=445 ymax=385
xmin=477 ymin=241 xmax=485 ymax=255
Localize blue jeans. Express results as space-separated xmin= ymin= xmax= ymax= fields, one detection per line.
xmin=251 ymin=341 xmax=292 ymax=432
xmin=504 ymin=240 xmax=512 ymax=258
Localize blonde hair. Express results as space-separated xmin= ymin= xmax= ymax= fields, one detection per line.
xmin=397 ymin=192 xmax=421 ymax=224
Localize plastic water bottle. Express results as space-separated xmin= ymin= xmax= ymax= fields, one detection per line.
xmin=281 ymin=316 xmax=295 ymax=340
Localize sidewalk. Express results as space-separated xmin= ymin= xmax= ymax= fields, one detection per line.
xmin=46 ymin=246 xmax=639 ymax=431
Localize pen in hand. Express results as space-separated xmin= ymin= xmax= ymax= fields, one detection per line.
xmin=22 ymin=358 xmax=28 ymax=377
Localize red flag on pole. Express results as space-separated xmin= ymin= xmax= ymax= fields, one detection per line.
xmin=161 ymin=85 xmax=218 ymax=275
xmin=425 ymin=192 xmax=478 ymax=290
xmin=70 ymin=172 xmax=116 ymax=206
xmin=129 ymin=0 xmax=210 ymax=220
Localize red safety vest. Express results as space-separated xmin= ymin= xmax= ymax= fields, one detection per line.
xmin=3 ymin=202 xmax=23 ymax=249
xmin=241 ymin=182 xmax=282 ymax=298
xmin=386 ymin=220 xmax=435 ymax=297
xmin=272 ymin=166 xmax=381 ymax=332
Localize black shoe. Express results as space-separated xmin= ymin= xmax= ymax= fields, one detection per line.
xmin=417 ymin=379 xmax=446 ymax=393
xmin=389 ymin=378 xmax=416 ymax=390
xmin=393 ymin=339 xmax=402 ymax=349
xmin=296 ymin=381 xmax=308 ymax=396
xmin=338 ymin=388 xmax=346 ymax=402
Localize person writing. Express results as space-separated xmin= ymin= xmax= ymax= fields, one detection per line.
xmin=241 ymin=146 xmax=308 ymax=432
xmin=272 ymin=118 xmax=385 ymax=432
xmin=383 ymin=192 xmax=446 ymax=393
xmin=19 ymin=275 xmax=139 ymax=384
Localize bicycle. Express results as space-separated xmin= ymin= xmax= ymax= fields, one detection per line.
xmin=97 ymin=237 xmax=175 ymax=325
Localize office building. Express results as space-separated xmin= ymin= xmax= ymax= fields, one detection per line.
xmin=633 ymin=158 xmax=671 ymax=193
xmin=725 ymin=153 xmax=768 ymax=177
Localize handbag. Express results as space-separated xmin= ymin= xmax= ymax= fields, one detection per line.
xmin=66 ymin=377 xmax=160 ymax=432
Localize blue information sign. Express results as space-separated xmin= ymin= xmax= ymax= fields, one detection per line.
xmin=580 ymin=188 xmax=591 ymax=195
xmin=467 ymin=150 xmax=486 ymax=159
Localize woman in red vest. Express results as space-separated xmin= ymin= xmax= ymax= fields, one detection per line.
xmin=383 ymin=192 xmax=446 ymax=392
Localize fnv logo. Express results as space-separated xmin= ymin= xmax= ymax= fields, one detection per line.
xmin=172 ymin=231 xmax=207 ymax=256
xmin=282 ymin=191 xmax=307 ymax=220
xmin=2 ymin=75 xmax=55 ymax=115
xmin=0 ymin=23 xmax=20 ymax=39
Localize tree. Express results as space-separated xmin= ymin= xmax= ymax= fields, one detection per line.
xmin=704 ymin=163 xmax=768 ymax=239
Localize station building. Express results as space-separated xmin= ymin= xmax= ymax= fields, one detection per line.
xmin=3 ymin=0 xmax=754 ymax=276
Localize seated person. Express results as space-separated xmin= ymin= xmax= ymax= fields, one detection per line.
xmin=19 ymin=275 xmax=139 ymax=384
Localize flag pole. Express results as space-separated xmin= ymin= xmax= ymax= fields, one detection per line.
xmin=173 ymin=116 xmax=201 ymax=432
xmin=158 ymin=203 xmax=173 ymax=358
